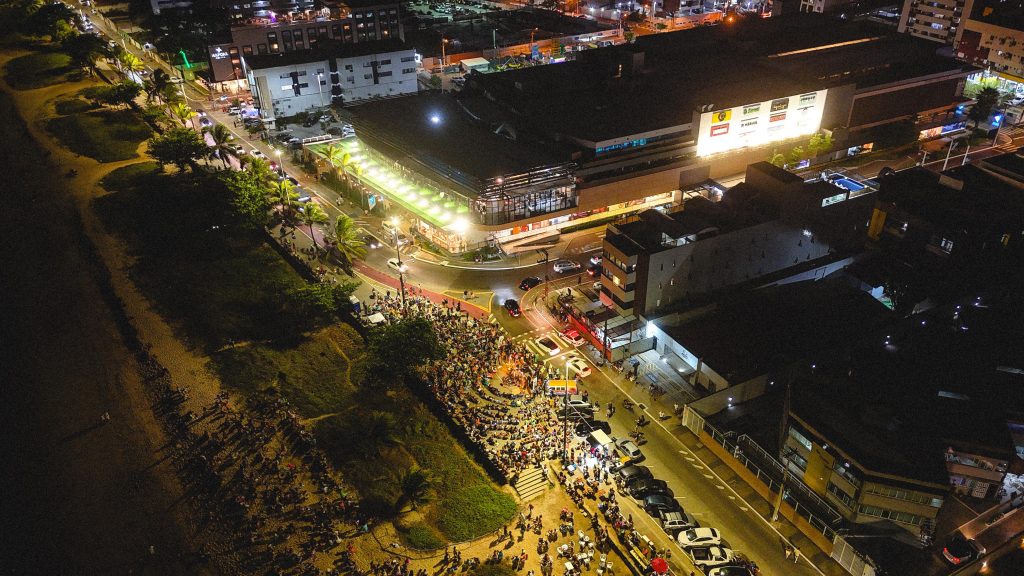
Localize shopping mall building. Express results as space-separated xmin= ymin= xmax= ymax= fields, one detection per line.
xmin=332 ymin=13 xmax=973 ymax=254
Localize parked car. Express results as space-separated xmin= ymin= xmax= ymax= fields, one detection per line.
xmin=943 ymin=534 xmax=985 ymax=565
xmin=553 ymin=259 xmax=582 ymax=273
xmin=643 ymin=494 xmax=681 ymax=516
xmin=504 ymin=299 xmax=521 ymax=317
xmin=575 ymin=419 xmax=612 ymax=436
xmin=519 ymin=276 xmax=542 ymax=290
xmin=690 ymin=547 xmax=736 ymax=570
xmin=628 ymin=478 xmax=672 ymax=499
xmin=564 ymin=394 xmax=592 ymax=410
xmin=593 ymin=281 xmax=604 ymax=291
xmin=231 ymin=144 xmax=246 ymax=156
xmin=707 ymin=567 xmax=754 ymax=576
xmin=616 ymin=465 xmax=653 ymax=485
xmin=659 ymin=509 xmax=699 ymax=533
xmin=566 ymin=355 xmax=591 ymax=378
xmin=536 ymin=336 xmax=560 ymax=356
xmin=561 ymin=328 xmax=586 ymax=346
xmin=386 ymin=258 xmax=408 ymax=273
xmin=677 ymin=527 xmax=722 ymax=548
xmin=199 ymin=117 xmax=213 ymax=127
xmin=250 ymin=149 xmax=265 ymax=159
xmin=319 ymin=114 xmax=333 ymax=123
xmin=615 ymin=439 xmax=644 ymax=462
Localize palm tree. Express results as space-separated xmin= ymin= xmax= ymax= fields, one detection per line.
xmin=322 ymin=142 xmax=344 ymax=173
xmin=204 ymin=124 xmax=233 ymax=168
xmin=150 ymin=69 xmax=170 ymax=99
xmin=119 ymin=52 xmax=144 ymax=76
xmin=338 ymin=152 xmax=362 ymax=184
xmin=268 ymin=178 xmax=299 ymax=209
xmin=170 ymin=101 xmax=196 ymax=128
xmin=396 ymin=466 xmax=433 ymax=512
xmin=300 ymin=202 xmax=329 ymax=249
xmin=243 ymin=156 xmax=275 ymax=186
xmin=365 ymin=411 xmax=402 ymax=451
xmin=331 ymin=214 xmax=367 ymax=265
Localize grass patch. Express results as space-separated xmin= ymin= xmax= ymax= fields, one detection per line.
xmin=401 ymin=523 xmax=445 ymax=550
xmin=47 ymin=109 xmax=151 ymax=162
xmin=4 ymin=51 xmax=73 ymax=90
xmin=99 ymin=161 xmax=161 ymax=190
xmin=213 ymin=324 xmax=361 ymax=416
xmin=53 ymin=97 xmax=100 ymax=115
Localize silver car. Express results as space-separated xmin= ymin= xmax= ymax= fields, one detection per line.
xmin=553 ymin=259 xmax=581 ymax=273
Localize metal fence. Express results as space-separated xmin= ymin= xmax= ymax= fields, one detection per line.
xmin=680 ymin=405 xmax=877 ymax=576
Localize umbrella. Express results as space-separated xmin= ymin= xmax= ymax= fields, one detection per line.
xmin=650 ymin=557 xmax=669 ymax=574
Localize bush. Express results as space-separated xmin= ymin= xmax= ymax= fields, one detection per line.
xmin=469 ymin=563 xmax=517 ymax=576
xmin=53 ymin=98 xmax=98 ymax=115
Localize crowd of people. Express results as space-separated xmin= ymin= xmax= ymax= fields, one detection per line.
xmin=365 ymin=287 xmax=571 ymax=482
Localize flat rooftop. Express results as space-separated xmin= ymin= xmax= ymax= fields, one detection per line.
xmin=348 ymin=92 xmax=570 ymax=185
xmin=406 ymin=7 xmax=616 ymax=57
xmin=656 ymin=278 xmax=892 ymax=385
xmin=793 ymin=293 xmax=1024 ymax=485
xmin=466 ymin=13 xmax=972 ymax=142
xmin=877 ymin=163 xmax=1024 ymax=232
xmin=244 ymin=39 xmax=409 ymax=69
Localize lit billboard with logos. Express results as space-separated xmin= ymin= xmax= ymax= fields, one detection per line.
xmin=696 ymin=89 xmax=828 ymax=156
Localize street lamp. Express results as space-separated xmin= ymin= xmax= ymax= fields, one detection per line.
xmin=275 ymin=149 xmax=283 ymax=175
xmin=316 ymin=72 xmax=325 ymax=108
xmin=441 ymin=37 xmax=449 ymax=68
xmin=391 ymin=217 xmax=407 ymax=313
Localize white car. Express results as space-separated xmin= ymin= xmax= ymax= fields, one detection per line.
xmin=615 ymin=438 xmax=644 ymax=462
xmin=566 ymin=355 xmax=592 ymax=378
xmin=677 ymin=527 xmax=722 ymax=548
xmin=553 ymin=259 xmax=582 ymax=273
xmin=688 ymin=547 xmax=736 ymax=570
xmin=535 ymin=336 xmax=561 ymax=356
xmin=386 ymin=257 xmax=408 ymax=273
xmin=250 ymin=149 xmax=265 ymax=159
xmin=590 ymin=254 xmax=603 ymax=266
xmin=231 ymin=144 xmax=246 ymax=156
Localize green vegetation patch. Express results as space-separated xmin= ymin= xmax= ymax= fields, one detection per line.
xmin=95 ymin=167 xmax=327 ymax=348
xmin=46 ymin=109 xmax=151 ymax=162
xmin=4 ymin=51 xmax=72 ymax=90
xmin=401 ymin=523 xmax=445 ymax=550
xmin=213 ymin=324 xmax=361 ymax=416
xmin=53 ymin=97 xmax=99 ymax=115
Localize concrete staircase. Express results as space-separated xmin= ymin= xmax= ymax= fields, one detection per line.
xmin=514 ymin=465 xmax=548 ymax=501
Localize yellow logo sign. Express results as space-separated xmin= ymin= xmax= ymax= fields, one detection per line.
xmin=711 ymin=109 xmax=732 ymax=123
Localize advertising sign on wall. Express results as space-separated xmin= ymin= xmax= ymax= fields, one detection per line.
xmin=696 ymin=89 xmax=828 ymax=156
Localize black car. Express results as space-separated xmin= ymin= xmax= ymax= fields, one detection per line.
xmin=575 ymin=419 xmax=612 ymax=436
xmin=643 ymin=494 xmax=681 ymax=516
xmin=628 ymin=478 xmax=673 ymax=499
xmin=504 ymin=299 xmax=521 ymax=317
xmin=943 ymin=534 xmax=985 ymax=565
xmin=362 ymin=234 xmax=381 ymax=249
xmin=519 ymin=276 xmax=542 ymax=290
xmin=617 ymin=465 xmax=653 ymax=485
xmin=587 ymin=264 xmax=603 ymax=277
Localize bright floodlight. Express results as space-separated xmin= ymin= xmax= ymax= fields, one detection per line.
xmin=430 ymin=114 xmax=441 ymax=125
xmin=390 ymin=216 xmax=400 ymax=227
xmin=451 ymin=218 xmax=469 ymax=233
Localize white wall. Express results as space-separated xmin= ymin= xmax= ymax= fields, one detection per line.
xmin=336 ymin=49 xmax=418 ymax=103
xmin=251 ymin=47 xmax=418 ymax=119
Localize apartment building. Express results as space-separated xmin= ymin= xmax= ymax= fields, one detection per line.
xmin=207 ymin=1 xmax=403 ymax=88
xmin=246 ymin=39 xmax=417 ymax=120
xmin=897 ymin=0 xmax=973 ymax=44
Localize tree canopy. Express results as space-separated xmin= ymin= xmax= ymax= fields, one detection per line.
xmin=366 ymin=317 xmax=444 ymax=385
xmin=148 ymin=127 xmax=209 ymax=172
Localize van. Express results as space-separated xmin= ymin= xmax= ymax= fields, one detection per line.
xmin=660 ymin=510 xmax=698 ymax=534
xmin=546 ymin=380 xmax=578 ymax=396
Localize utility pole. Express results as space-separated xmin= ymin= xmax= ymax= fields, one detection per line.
xmin=771 ymin=366 xmax=795 ymax=522
xmin=391 ymin=218 xmax=407 ymax=314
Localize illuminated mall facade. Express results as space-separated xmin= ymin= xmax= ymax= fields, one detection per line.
xmin=333 ymin=14 xmax=974 ymax=255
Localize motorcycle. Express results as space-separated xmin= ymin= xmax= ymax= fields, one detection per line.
xmin=635 ymin=415 xmax=648 ymax=427
xmin=622 ymin=398 xmax=634 ymax=410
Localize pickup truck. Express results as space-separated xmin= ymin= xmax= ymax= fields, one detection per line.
xmin=688 ymin=546 xmax=736 ymax=570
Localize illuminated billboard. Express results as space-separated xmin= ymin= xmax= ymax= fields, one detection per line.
xmin=696 ymin=89 xmax=828 ymax=156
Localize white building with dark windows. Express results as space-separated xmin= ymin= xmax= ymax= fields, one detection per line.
xmin=244 ymin=39 xmax=417 ymax=123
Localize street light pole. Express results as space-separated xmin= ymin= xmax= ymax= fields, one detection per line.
xmin=391 ymin=218 xmax=407 ymax=314
xmin=441 ymin=38 xmax=448 ymax=68
xmin=316 ymin=72 xmax=325 ymax=108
